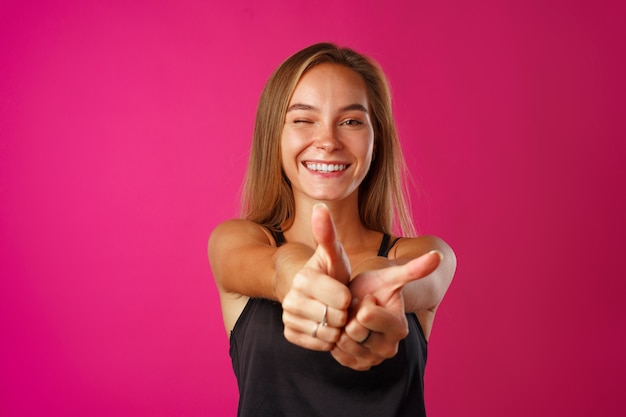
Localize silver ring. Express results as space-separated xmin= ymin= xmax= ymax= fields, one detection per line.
xmin=312 ymin=323 xmax=320 ymax=338
xmin=321 ymin=305 xmax=328 ymax=327
xmin=359 ymin=330 xmax=372 ymax=344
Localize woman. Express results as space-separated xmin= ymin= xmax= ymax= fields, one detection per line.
xmin=209 ymin=43 xmax=456 ymax=417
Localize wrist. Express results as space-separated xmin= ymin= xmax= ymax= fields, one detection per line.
xmin=272 ymin=242 xmax=314 ymax=302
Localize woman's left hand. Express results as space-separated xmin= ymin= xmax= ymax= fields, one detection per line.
xmin=330 ymin=251 xmax=441 ymax=370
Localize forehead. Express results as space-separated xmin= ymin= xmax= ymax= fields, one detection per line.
xmin=289 ymin=63 xmax=369 ymax=107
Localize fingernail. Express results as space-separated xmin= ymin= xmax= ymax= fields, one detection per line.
xmin=427 ymin=250 xmax=444 ymax=261
xmin=313 ymin=203 xmax=328 ymax=210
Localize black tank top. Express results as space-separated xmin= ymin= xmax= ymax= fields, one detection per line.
xmin=229 ymin=232 xmax=428 ymax=417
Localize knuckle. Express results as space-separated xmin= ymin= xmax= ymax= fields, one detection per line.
xmin=338 ymin=290 xmax=352 ymax=309
xmin=281 ymin=294 xmax=297 ymax=312
xmin=327 ymin=328 xmax=341 ymax=343
xmin=283 ymin=328 xmax=298 ymax=344
xmin=281 ymin=311 xmax=295 ymax=327
xmin=291 ymin=273 xmax=306 ymax=290
xmin=292 ymin=273 xmax=308 ymax=290
xmin=319 ymin=341 xmax=334 ymax=352
xmin=381 ymin=344 xmax=399 ymax=359
xmin=398 ymin=325 xmax=409 ymax=339
xmin=334 ymin=310 xmax=348 ymax=327
xmin=340 ymin=357 xmax=357 ymax=369
xmin=354 ymin=361 xmax=373 ymax=371
xmin=356 ymin=307 xmax=374 ymax=323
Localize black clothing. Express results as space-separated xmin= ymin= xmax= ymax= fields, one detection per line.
xmin=229 ymin=232 xmax=428 ymax=417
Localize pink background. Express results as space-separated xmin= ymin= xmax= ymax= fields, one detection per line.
xmin=1 ymin=0 xmax=624 ymax=416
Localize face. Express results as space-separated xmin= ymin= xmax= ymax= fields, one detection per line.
xmin=281 ymin=63 xmax=375 ymax=204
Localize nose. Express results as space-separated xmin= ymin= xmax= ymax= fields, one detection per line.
xmin=314 ymin=124 xmax=342 ymax=152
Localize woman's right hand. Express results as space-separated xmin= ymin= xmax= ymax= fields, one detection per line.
xmin=281 ymin=204 xmax=353 ymax=352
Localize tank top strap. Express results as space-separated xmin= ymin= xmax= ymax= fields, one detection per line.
xmin=377 ymin=233 xmax=401 ymax=258
xmin=271 ymin=228 xmax=399 ymax=256
xmin=268 ymin=227 xmax=286 ymax=247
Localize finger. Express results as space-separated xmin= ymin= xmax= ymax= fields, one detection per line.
xmin=355 ymin=295 xmax=408 ymax=337
xmin=340 ymin=314 xmax=406 ymax=361
xmin=330 ymin=344 xmax=378 ymax=371
xmin=384 ymin=250 xmax=443 ymax=291
xmin=333 ymin=328 xmax=389 ymax=368
xmin=343 ymin=296 xmax=376 ymax=343
xmin=282 ymin=311 xmax=341 ymax=344
xmin=282 ymin=284 xmax=349 ymax=328
xmin=291 ymin=269 xmax=352 ymax=315
xmin=284 ymin=324 xmax=334 ymax=352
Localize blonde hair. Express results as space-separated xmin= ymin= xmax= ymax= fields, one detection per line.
xmin=241 ymin=43 xmax=416 ymax=236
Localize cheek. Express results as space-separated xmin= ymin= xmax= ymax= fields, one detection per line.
xmin=358 ymin=134 xmax=375 ymax=160
xmin=280 ymin=135 xmax=291 ymax=164
xmin=280 ymin=133 xmax=300 ymax=174
xmin=281 ymin=130 xmax=308 ymax=161
xmin=359 ymin=138 xmax=375 ymax=172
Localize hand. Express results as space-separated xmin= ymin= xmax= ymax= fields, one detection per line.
xmin=331 ymin=250 xmax=441 ymax=370
xmin=281 ymin=204 xmax=352 ymax=351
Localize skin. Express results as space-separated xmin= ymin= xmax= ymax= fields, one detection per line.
xmin=208 ymin=63 xmax=456 ymax=371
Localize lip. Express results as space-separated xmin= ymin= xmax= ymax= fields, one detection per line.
xmin=302 ymin=160 xmax=350 ymax=174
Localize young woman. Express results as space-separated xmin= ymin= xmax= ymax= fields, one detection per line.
xmin=209 ymin=43 xmax=456 ymax=417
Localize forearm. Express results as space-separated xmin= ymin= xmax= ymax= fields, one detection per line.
xmin=402 ymin=271 xmax=446 ymax=313
xmin=402 ymin=241 xmax=456 ymax=313
xmin=209 ymin=220 xmax=314 ymax=301
xmin=221 ymin=242 xmax=315 ymax=301
xmin=271 ymin=242 xmax=315 ymax=302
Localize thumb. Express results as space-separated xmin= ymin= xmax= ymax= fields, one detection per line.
xmin=310 ymin=203 xmax=351 ymax=283
xmin=311 ymin=203 xmax=337 ymax=251
xmin=390 ymin=250 xmax=443 ymax=290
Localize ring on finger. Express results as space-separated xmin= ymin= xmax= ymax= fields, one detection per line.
xmin=321 ymin=305 xmax=328 ymax=327
xmin=359 ymin=330 xmax=372 ymax=344
xmin=312 ymin=322 xmax=320 ymax=338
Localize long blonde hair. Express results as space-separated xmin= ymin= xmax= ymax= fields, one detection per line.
xmin=241 ymin=43 xmax=416 ymax=236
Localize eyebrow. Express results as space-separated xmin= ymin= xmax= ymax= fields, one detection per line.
xmin=286 ymin=103 xmax=369 ymax=113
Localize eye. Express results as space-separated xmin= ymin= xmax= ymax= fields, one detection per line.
xmin=341 ymin=119 xmax=363 ymax=126
xmin=294 ymin=119 xmax=312 ymax=124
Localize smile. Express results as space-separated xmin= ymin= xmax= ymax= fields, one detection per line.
xmin=304 ymin=162 xmax=348 ymax=173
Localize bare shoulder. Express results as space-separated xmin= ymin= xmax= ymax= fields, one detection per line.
xmin=208 ymin=219 xmax=279 ymax=334
xmin=209 ymin=219 xmax=274 ymax=248
xmin=208 ymin=219 xmax=282 ymax=295
xmin=392 ymin=234 xmax=457 ymax=298
xmin=390 ymin=235 xmax=455 ymax=263
xmin=209 ymin=218 xmax=275 ymax=261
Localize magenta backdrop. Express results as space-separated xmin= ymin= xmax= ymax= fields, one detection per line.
xmin=1 ymin=0 xmax=624 ymax=416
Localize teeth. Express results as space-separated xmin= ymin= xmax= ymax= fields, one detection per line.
xmin=305 ymin=162 xmax=347 ymax=173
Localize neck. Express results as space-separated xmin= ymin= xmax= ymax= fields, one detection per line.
xmin=284 ymin=194 xmax=371 ymax=249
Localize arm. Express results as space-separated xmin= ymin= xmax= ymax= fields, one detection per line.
xmin=208 ymin=219 xmax=313 ymax=302
xmin=208 ymin=205 xmax=353 ymax=348
xmin=346 ymin=235 xmax=455 ymax=313
xmin=394 ymin=235 xmax=457 ymax=314
xmin=209 ymin=219 xmax=318 ymax=335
